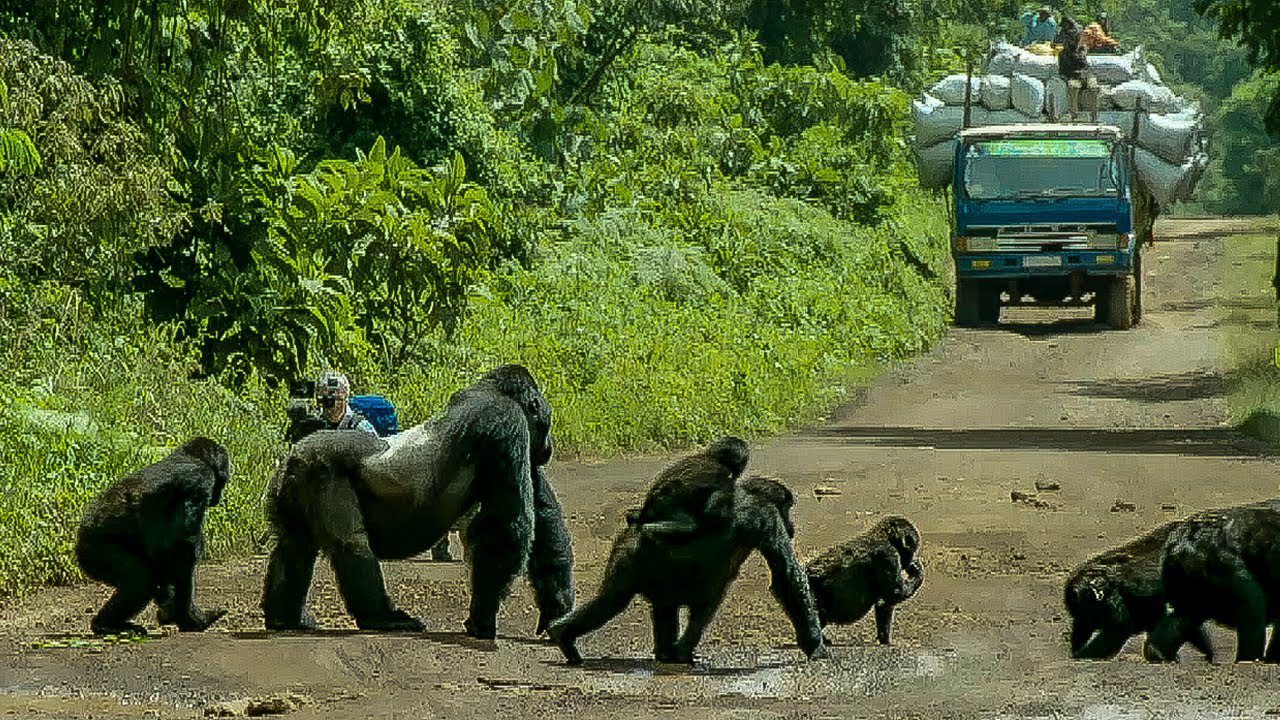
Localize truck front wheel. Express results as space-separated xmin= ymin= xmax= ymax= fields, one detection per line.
xmin=1106 ymin=273 xmax=1135 ymax=330
xmin=955 ymin=279 xmax=980 ymax=327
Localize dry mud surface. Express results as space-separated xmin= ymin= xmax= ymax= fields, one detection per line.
xmin=4 ymin=217 xmax=1280 ymax=719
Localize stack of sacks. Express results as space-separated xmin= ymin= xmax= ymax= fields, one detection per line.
xmin=912 ymin=41 xmax=1207 ymax=205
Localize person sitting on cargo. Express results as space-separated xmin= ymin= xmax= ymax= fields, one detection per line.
xmin=1020 ymin=6 xmax=1059 ymax=46
xmin=1082 ymin=13 xmax=1122 ymax=53
xmin=1056 ymin=17 xmax=1099 ymax=122
xmin=314 ymin=370 xmax=377 ymax=435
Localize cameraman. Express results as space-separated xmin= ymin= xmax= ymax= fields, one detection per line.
xmin=314 ymin=370 xmax=377 ymax=434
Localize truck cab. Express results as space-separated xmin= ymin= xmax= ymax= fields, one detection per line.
xmin=951 ymin=124 xmax=1144 ymax=329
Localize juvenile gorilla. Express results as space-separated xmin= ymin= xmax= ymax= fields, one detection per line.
xmin=1064 ymin=521 xmax=1213 ymax=661
xmin=624 ymin=436 xmax=750 ymax=537
xmin=805 ymin=516 xmax=923 ymax=645
xmin=548 ymin=476 xmax=826 ymax=665
xmin=76 ymin=437 xmax=231 ymax=635
xmin=1146 ymin=501 xmax=1280 ymax=663
xmin=262 ymin=364 xmax=575 ymax=638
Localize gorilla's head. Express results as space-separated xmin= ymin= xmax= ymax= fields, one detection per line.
xmin=880 ymin=516 xmax=921 ymax=562
xmin=183 ymin=436 xmax=232 ymax=506
xmin=707 ymin=436 xmax=750 ymax=476
xmin=484 ymin=364 xmax=554 ymax=466
xmin=1064 ymin=573 xmax=1128 ymax=656
xmin=742 ymin=475 xmax=796 ymax=538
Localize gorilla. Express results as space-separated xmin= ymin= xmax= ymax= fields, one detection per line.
xmin=1146 ymin=501 xmax=1280 ymax=663
xmin=805 ymin=516 xmax=923 ymax=646
xmin=624 ymin=436 xmax=750 ymax=537
xmin=1064 ymin=522 xmax=1213 ymax=661
xmin=548 ymin=475 xmax=826 ymax=665
xmin=262 ymin=364 xmax=575 ymax=639
xmin=76 ymin=437 xmax=231 ymax=635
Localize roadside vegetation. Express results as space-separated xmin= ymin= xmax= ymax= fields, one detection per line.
xmin=0 ymin=0 xmax=1277 ymax=599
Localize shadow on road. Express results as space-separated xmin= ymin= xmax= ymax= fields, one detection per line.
xmin=1064 ymin=370 xmax=1240 ymax=403
xmin=798 ymin=426 xmax=1266 ymax=457
xmin=996 ymin=319 xmax=1106 ymax=339
xmin=543 ymin=656 xmax=790 ymax=677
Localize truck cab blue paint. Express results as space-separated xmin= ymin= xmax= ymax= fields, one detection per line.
xmin=950 ymin=125 xmax=1136 ymax=282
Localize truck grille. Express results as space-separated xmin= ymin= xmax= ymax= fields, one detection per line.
xmin=971 ymin=224 xmax=1116 ymax=251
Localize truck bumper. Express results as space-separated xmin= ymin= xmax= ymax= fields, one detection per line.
xmin=955 ymin=250 xmax=1132 ymax=278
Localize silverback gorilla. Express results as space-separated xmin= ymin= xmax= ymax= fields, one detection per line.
xmin=548 ymin=476 xmax=826 ymax=665
xmin=262 ymin=364 xmax=575 ymax=638
xmin=76 ymin=437 xmax=232 ymax=635
xmin=1064 ymin=521 xmax=1213 ymax=662
xmin=1146 ymin=501 xmax=1280 ymax=662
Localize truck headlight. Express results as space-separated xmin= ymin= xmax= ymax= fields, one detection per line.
xmin=1086 ymin=233 xmax=1129 ymax=249
xmin=954 ymin=236 xmax=995 ymax=251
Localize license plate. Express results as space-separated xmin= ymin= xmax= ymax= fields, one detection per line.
xmin=1024 ymin=255 xmax=1062 ymax=267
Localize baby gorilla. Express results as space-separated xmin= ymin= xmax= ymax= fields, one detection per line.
xmin=1064 ymin=521 xmax=1213 ymax=661
xmin=76 ymin=437 xmax=231 ymax=635
xmin=549 ymin=475 xmax=825 ymax=665
xmin=805 ymin=516 xmax=923 ymax=645
xmin=624 ymin=436 xmax=750 ymax=537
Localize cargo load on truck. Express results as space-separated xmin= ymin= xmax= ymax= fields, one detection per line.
xmin=912 ymin=42 xmax=1208 ymax=206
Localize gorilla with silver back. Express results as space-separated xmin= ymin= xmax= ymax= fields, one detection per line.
xmin=262 ymin=364 xmax=575 ymax=638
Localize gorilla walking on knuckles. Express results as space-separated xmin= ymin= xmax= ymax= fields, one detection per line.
xmin=262 ymin=364 xmax=575 ymax=638
xmin=805 ymin=516 xmax=924 ymax=646
xmin=1063 ymin=521 xmax=1213 ymax=661
xmin=549 ymin=475 xmax=826 ymax=665
xmin=1146 ymin=501 xmax=1280 ymax=663
xmin=76 ymin=437 xmax=232 ymax=635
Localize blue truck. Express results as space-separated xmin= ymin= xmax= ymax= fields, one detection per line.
xmin=949 ymin=123 xmax=1151 ymax=329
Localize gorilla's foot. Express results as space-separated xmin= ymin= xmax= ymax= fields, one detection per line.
xmin=91 ymin=620 xmax=148 ymax=637
xmin=546 ymin=621 xmax=583 ymax=665
xmin=357 ymin=609 xmax=424 ymax=633
xmin=265 ymin=609 xmax=318 ymax=632
xmin=175 ymin=607 xmax=227 ymax=632
xmin=535 ymin=609 xmax=567 ymax=636
xmin=463 ymin=616 xmax=497 ymax=641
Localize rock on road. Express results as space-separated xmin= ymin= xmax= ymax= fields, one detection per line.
xmin=4 ymin=217 xmax=1280 ymax=720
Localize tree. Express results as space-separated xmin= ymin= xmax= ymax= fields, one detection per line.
xmin=1195 ymin=0 xmax=1280 ymax=132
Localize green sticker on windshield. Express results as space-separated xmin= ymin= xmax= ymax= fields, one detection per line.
xmin=978 ymin=139 xmax=1112 ymax=158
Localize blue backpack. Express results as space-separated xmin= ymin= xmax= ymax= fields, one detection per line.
xmin=349 ymin=395 xmax=400 ymax=437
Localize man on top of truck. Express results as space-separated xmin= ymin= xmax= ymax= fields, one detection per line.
xmin=1020 ymin=6 xmax=1059 ymax=46
xmin=1057 ymin=17 xmax=1099 ymax=122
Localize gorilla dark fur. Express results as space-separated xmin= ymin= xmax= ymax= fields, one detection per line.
xmin=548 ymin=475 xmax=826 ymax=665
xmin=262 ymin=364 xmax=575 ymax=639
xmin=623 ymin=436 xmax=750 ymax=537
xmin=76 ymin=437 xmax=232 ymax=636
xmin=1146 ymin=501 xmax=1280 ymax=663
xmin=1063 ymin=522 xmax=1212 ymax=661
xmin=805 ymin=516 xmax=923 ymax=645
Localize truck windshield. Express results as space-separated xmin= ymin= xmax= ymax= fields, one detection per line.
xmin=962 ymin=138 xmax=1121 ymax=200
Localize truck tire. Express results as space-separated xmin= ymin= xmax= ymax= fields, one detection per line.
xmin=955 ymin=279 xmax=980 ymax=327
xmin=1132 ymin=247 xmax=1143 ymax=325
xmin=1107 ymin=273 xmax=1135 ymax=330
xmin=978 ymin=283 xmax=1002 ymax=324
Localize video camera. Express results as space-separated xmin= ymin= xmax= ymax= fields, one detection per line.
xmin=290 ymin=377 xmax=346 ymax=410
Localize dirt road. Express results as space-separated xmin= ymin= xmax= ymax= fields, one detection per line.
xmin=4 ymin=217 xmax=1280 ymax=719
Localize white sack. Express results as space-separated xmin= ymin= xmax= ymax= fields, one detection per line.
xmin=1014 ymin=51 xmax=1060 ymax=80
xmin=981 ymin=75 xmax=1013 ymax=110
xmin=915 ymin=140 xmax=955 ymax=190
xmin=1137 ymin=112 xmax=1201 ymax=165
xmin=914 ymin=102 xmax=965 ymax=147
xmin=1045 ymin=77 xmax=1069 ymax=120
xmin=1096 ymin=111 xmax=1137 ymax=132
xmin=931 ymin=74 xmax=983 ymax=105
xmin=986 ymin=41 xmax=1022 ymax=76
xmin=1010 ymin=74 xmax=1046 ymax=116
xmin=1087 ymin=50 xmax=1140 ymax=85
xmin=1144 ymin=62 xmax=1162 ymax=85
xmin=1111 ymin=80 xmax=1178 ymax=112
xmin=1134 ymin=148 xmax=1202 ymax=205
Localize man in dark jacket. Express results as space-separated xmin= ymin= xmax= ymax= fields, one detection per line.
xmin=1058 ymin=17 xmax=1099 ymax=122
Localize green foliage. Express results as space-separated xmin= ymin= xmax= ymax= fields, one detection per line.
xmin=0 ymin=39 xmax=181 ymax=298
xmin=1195 ymin=0 xmax=1280 ymax=133
xmin=1201 ymin=72 xmax=1280 ymax=215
